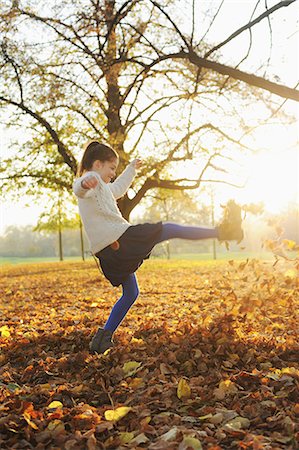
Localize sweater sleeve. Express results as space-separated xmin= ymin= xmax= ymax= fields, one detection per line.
xmin=73 ymin=172 xmax=100 ymax=199
xmin=109 ymin=163 xmax=136 ymax=200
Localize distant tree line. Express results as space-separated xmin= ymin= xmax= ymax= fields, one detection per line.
xmin=0 ymin=226 xmax=87 ymax=258
xmin=1 ymin=203 xmax=297 ymax=259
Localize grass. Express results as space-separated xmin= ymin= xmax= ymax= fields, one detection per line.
xmin=0 ymin=256 xmax=91 ymax=265
xmin=0 ymin=251 xmax=274 ymax=266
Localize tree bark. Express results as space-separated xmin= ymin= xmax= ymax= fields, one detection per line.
xmin=104 ymin=0 xmax=125 ymax=154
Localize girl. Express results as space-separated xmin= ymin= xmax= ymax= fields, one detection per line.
xmin=73 ymin=141 xmax=243 ymax=354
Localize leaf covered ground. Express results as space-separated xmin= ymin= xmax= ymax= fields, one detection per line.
xmin=0 ymin=259 xmax=298 ymax=449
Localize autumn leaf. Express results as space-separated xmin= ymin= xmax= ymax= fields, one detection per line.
xmin=1 ymin=259 xmax=298 ymax=449
xmin=179 ymin=436 xmax=203 ymax=450
xmin=0 ymin=326 xmax=11 ymax=337
xmin=213 ymin=380 xmax=238 ymax=400
xmin=282 ymin=239 xmax=297 ymax=250
xmin=122 ymin=361 xmax=142 ymax=377
xmin=128 ymin=377 xmax=144 ymax=389
xmin=131 ymin=433 xmax=149 ymax=445
xmin=222 ymin=416 xmax=250 ymax=431
xmin=118 ymin=431 xmax=135 ymax=444
xmin=177 ymin=378 xmax=191 ymax=400
xmin=47 ymin=419 xmax=65 ymax=433
xmin=47 ymin=401 xmax=63 ymax=410
xmin=23 ymin=412 xmax=38 ymax=430
xmin=104 ymin=406 xmax=132 ymax=422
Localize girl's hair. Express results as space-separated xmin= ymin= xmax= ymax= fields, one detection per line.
xmin=77 ymin=141 xmax=118 ymax=177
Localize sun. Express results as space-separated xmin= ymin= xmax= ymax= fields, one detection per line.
xmin=238 ymin=147 xmax=298 ymax=214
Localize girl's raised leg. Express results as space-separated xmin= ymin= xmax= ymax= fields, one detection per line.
xmin=157 ymin=222 xmax=218 ymax=243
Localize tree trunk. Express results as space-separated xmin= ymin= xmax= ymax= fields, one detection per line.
xmin=210 ymin=191 xmax=217 ymax=260
xmin=79 ymin=219 xmax=85 ymax=261
xmin=58 ymin=227 xmax=63 ymax=261
xmin=58 ymin=194 xmax=63 ymax=261
xmin=104 ymin=0 xmax=125 ymax=154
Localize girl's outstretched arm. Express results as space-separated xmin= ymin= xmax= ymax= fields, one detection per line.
xmin=109 ymin=159 xmax=141 ymax=200
xmin=73 ymin=172 xmax=100 ymax=198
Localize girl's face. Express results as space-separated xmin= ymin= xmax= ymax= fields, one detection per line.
xmin=93 ymin=158 xmax=119 ymax=183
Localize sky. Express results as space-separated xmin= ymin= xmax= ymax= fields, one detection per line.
xmin=0 ymin=0 xmax=298 ymax=235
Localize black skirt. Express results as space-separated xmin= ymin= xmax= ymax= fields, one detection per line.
xmin=95 ymin=222 xmax=163 ymax=286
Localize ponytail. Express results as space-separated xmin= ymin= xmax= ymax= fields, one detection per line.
xmin=77 ymin=141 xmax=119 ymax=177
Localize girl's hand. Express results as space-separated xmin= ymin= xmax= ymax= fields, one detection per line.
xmin=81 ymin=174 xmax=99 ymax=189
xmin=131 ymin=158 xmax=143 ymax=170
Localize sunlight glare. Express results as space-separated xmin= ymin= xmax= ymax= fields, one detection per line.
xmin=240 ymin=148 xmax=298 ymax=214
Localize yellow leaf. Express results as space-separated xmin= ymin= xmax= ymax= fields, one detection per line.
xmin=118 ymin=431 xmax=135 ymax=444
xmin=128 ymin=377 xmax=144 ymax=389
xmin=104 ymin=406 xmax=132 ymax=422
xmin=71 ymin=384 xmax=85 ymax=394
xmin=130 ymin=337 xmax=145 ymax=345
xmin=223 ymin=416 xmax=250 ymax=431
xmin=281 ymin=367 xmax=299 ymax=377
xmin=47 ymin=401 xmax=63 ymax=410
xmin=122 ymin=361 xmax=142 ymax=377
xmin=23 ymin=412 xmax=38 ymax=430
xmin=0 ymin=326 xmax=11 ymax=338
xmin=284 ymin=269 xmax=297 ymax=279
xmin=140 ymin=416 xmax=151 ymax=426
xmin=177 ymin=378 xmax=191 ymax=400
xmin=90 ymin=298 xmax=106 ymax=307
xmin=180 ymin=436 xmax=202 ymax=450
xmin=214 ymin=379 xmax=238 ymax=400
xmin=282 ymin=239 xmax=296 ymax=250
xmin=47 ymin=419 xmax=65 ymax=432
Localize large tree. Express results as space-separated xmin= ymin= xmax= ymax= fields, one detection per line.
xmin=0 ymin=0 xmax=298 ymax=219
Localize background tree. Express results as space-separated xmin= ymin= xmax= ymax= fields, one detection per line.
xmin=33 ymin=191 xmax=78 ymax=261
xmin=0 ymin=0 xmax=298 ymax=220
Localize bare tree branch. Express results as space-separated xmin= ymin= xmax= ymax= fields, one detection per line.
xmin=187 ymin=51 xmax=299 ymax=101
xmin=1 ymin=42 xmax=24 ymax=104
xmin=197 ymin=0 xmax=225 ymax=47
xmin=149 ymin=0 xmax=191 ymax=48
xmin=205 ymin=0 xmax=296 ymax=58
xmin=0 ymin=96 xmax=77 ymax=172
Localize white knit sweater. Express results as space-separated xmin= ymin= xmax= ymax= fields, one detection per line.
xmin=73 ymin=163 xmax=136 ymax=254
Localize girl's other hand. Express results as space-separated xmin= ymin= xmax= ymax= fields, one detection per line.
xmin=131 ymin=158 xmax=143 ymax=170
xmin=81 ymin=174 xmax=99 ymax=189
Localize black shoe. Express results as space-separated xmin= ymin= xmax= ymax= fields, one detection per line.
xmin=217 ymin=200 xmax=244 ymax=243
xmin=89 ymin=328 xmax=114 ymax=354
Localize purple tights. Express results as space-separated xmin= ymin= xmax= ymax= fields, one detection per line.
xmin=104 ymin=222 xmax=218 ymax=332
